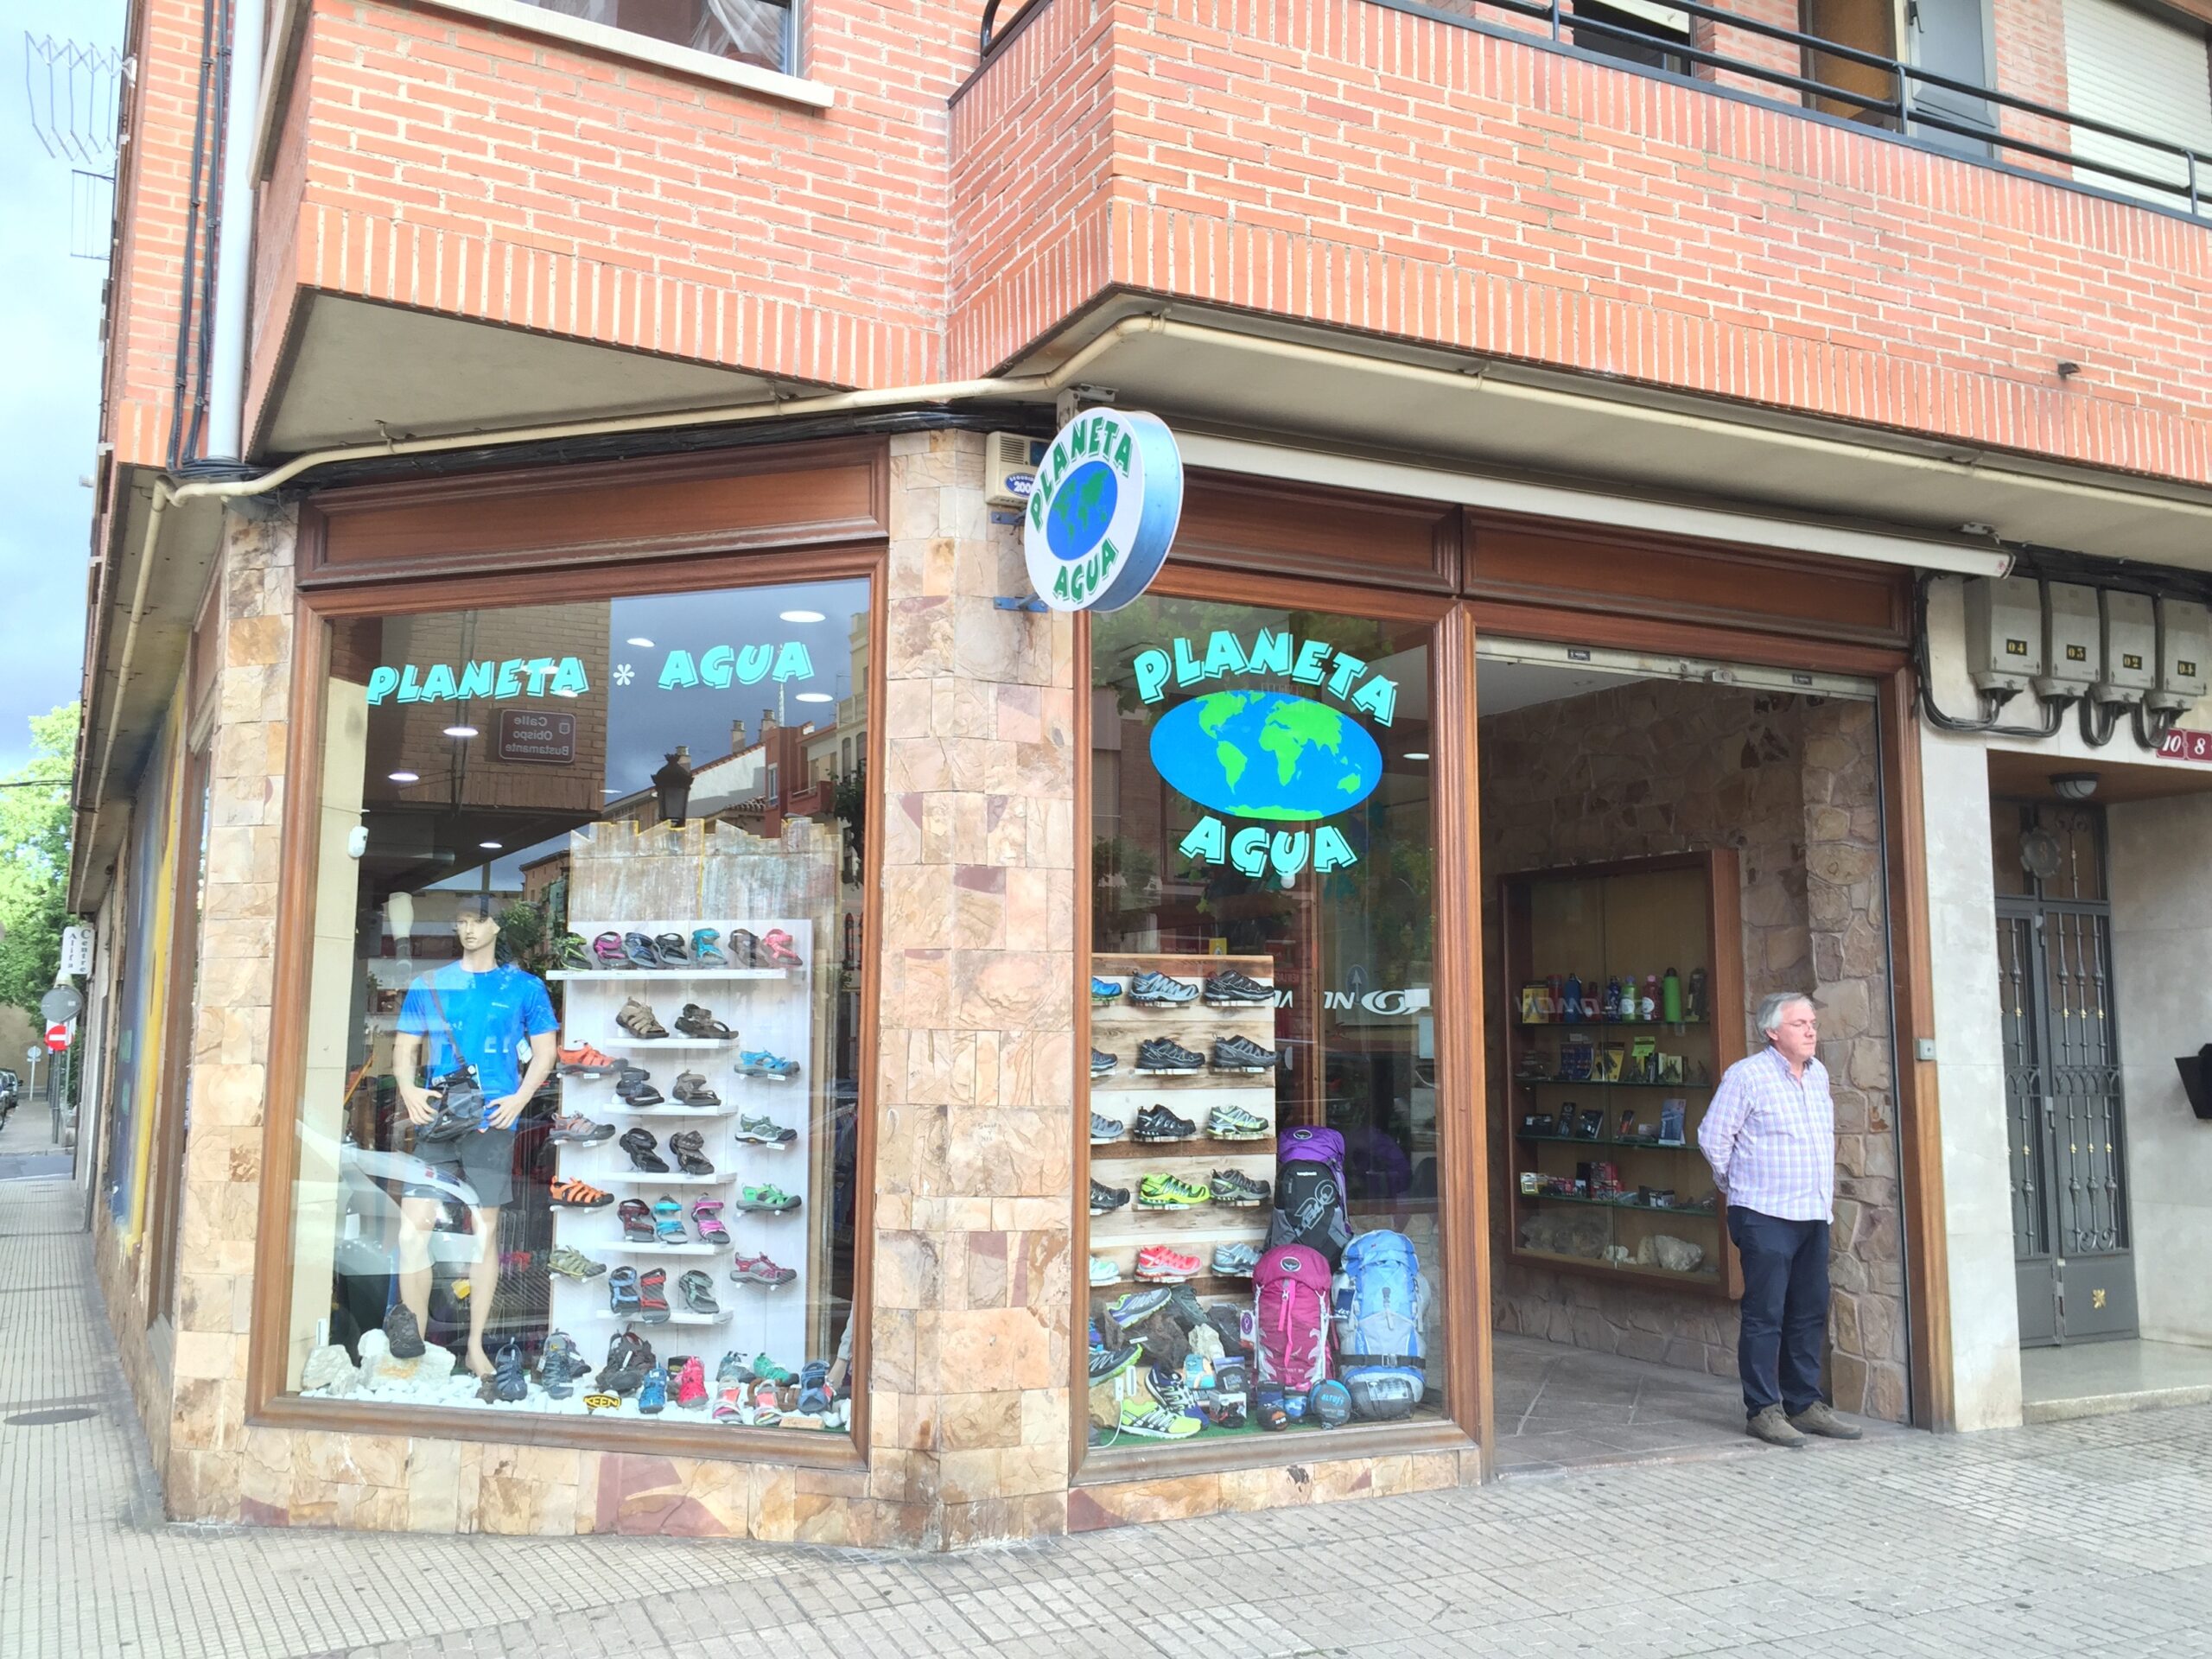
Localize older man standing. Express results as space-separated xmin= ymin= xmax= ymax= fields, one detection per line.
xmin=1698 ymin=992 xmax=1863 ymax=1448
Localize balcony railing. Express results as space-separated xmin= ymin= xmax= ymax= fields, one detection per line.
xmin=976 ymin=0 xmax=2212 ymax=219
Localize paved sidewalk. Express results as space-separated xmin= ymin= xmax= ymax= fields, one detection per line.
xmin=0 ymin=1083 xmax=72 ymax=1182
xmin=7 ymin=1173 xmax=2212 ymax=1659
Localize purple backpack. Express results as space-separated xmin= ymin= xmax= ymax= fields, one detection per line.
xmin=1252 ymin=1243 xmax=1332 ymax=1393
xmin=1266 ymin=1125 xmax=1352 ymax=1267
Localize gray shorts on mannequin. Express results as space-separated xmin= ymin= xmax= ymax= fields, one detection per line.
xmin=404 ymin=1124 xmax=517 ymax=1211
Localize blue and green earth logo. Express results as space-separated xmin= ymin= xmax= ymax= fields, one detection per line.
xmin=1046 ymin=461 xmax=1118 ymax=561
xmin=1150 ymin=690 xmax=1382 ymax=821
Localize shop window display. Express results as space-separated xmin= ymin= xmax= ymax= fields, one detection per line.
xmin=1088 ymin=595 xmax=1446 ymax=1445
xmin=284 ymin=581 xmax=868 ymax=1435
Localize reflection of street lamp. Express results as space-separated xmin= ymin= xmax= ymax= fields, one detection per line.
xmin=652 ymin=747 xmax=695 ymax=826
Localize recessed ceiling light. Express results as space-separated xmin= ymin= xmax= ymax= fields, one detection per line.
xmin=626 ymin=637 xmax=654 ymax=648
xmin=1402 ymin=752 xmax=1430 ymax=761
xmin=795 ymin=691 xmax=834 ymax=703
xmin=479 ymin=840 xmax=504 ymax=850
xmin=779 ymin=609 xmax=826 ymax=624
xmin=443 ymin=725 xmax=479 ymax=740
xmin=388 ymin=770 xmax=420 ymax=784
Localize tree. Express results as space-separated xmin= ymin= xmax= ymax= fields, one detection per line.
xmin=0 ymin=704 xmax=78 ymax=1014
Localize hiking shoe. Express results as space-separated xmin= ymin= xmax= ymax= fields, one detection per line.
xmin=671 ymin=1072 xmax=721 ymax=1108
xmin=620 ymin=1127 xmax=670 ymax=1173
xmin=1138 ymin=1173 xmax=1211 ymax=1209
xmin=1211 ymin=1035 xmax=1280 ymax=1072
xmin=1206 ymin=1102 xmax=1271 ymax=1140
xmin=557 ymin=1043 xmax=622 ymax=1077
xmin=537 ymin=1331 xmax=589 ymax=1399
xmin=1748 ymin=1404 xmax=1808 ymax=1448
xmin=1090 ymin=1048 xmax=1117 ymax=1078
xmin=1136 ymin=1038 xmax=1204 ymax=1074
xmin=734 ymin=1112 xmax=797 ymax=1145
xmin=1789 ymin=1401 xmax=1864 ymax=1440
xmin=547 ymin=1245 xmax=607 ymax=1281
xmin=1132 ymin=1103 xmax=1198 ymax=1141
xmin=1090 ymin=1111 xmax=1128 ymax=1143
xmin=1090 ymin=976 xmax=1123 ymax=1001
xmin=1204 ymin=969 xmax=1273 ymax=1005
xmin=639 ymin=1363 xmax=669 ymax=1414
xmin=676 ymin=1354 xmax=708 ymax=1409
xmin=1089 ymin=1341 xmax=1143 ymax=1385
xmin=548 ymin=1110 xmax=615 ymax=1145
xmin=1117 ymin=1395 xmax=1202 ymax=1439
xmin=1129 ymin=969 xmax=1198 ymax=1007
xmin=730 ymin=1252 xmax=798 ymax=1287
xmin=1090 ymin=1255 xmax=1122 ymax=1287
xmin=1211 ymin=1242 xmax=1261 ymax=1276
xmin=735 ymin=1050 xmax=799 ymax=1081
xmin=382 ymin=1303 xmax=425 ymax=1360
xmin=617 ymin=997 xmax=670 ymax=1039
xmin=548 ymin=1178 xmax=613 ymax=1208
xmin=738 ymin=1185 xmax=801 ymax=1213
xmin=1104 ymin=1288 xmax=1171 ymax=1328
xmin=1090 ymin=1179 xmax=1130 ymax=1216
xmin=692 ymin=928 xmax=728 ymax=966
xmin=1135 ymin=1244 xmax=1202 ymax=1282
xmin=1209 ymin=1168 xmax=1270 ymax=1207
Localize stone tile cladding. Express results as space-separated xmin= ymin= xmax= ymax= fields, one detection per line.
xmin=950 ymin=0 xmax=2212 ymax=487
xmin=1480 ymin=679 xmax=1908 ymax=1421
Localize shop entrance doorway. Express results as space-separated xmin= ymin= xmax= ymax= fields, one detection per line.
xmin=1993 ymin=801 xmax=2139 ymax=1346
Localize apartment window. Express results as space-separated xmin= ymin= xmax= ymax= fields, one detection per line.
xmin=520 ymin=0 xmax=796 ymax=74
xmin=1569 ymin=0 xmax=1691 ymax=74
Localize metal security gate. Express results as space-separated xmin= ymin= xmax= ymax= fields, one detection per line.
xmin=1995 ymin=803 xmax=2137 ymax=1346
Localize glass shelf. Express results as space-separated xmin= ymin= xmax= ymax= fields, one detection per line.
xmin=1516 ymin=1018 xmax=1707 ymax=1029
xmin=1512 ymin=1078 xmax=1713 ymax=1090
xmin=1516 ymin=1130 xmax=1694 ymax=1151
xmin=1516 ymin=1187 xmax=1719 ymax=1218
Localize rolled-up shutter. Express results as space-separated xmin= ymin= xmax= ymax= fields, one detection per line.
xmin=2063 ymin=0 xmax=2212 ymax=212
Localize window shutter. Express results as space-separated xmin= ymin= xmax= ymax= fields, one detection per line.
xmin=2062 ymin=0 xmax=2212 ymax=210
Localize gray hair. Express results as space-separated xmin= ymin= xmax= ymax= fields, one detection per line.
xmin=1756 ymin=992 xmax=1815 ymax=1038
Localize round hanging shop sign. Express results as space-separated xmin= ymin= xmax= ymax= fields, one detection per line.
xmin=1022 ymin=409 xmax=1183 ymax=613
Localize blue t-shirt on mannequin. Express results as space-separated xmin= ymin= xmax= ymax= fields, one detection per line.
xmin=397 ymin=962 xmax=557 ymax=1116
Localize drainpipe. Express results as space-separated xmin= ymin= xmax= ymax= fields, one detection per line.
xmin=204 ymin=0 xmax=265 ymax=460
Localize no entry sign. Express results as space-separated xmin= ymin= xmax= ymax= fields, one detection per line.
xmin=43 ymin=1023 xmax=69 ymax=1052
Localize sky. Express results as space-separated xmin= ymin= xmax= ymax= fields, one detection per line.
xmin=1 ymin=7 xmax=126 ymax=774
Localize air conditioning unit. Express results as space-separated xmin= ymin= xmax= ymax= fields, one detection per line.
xmin=985 ymin=432 xmax=1048 ymax=510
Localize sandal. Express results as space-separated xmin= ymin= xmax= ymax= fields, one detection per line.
xmin=728 ymin=928 xmax=761 ymax=968
xmin=592 ymin=931 xmax=630 ymax=970
xmin=671 ymin=1071 xmax=721 ymax=1109
xmin=537 ymin=1331 xmax=589 ymax=1399
xmin=759 ymin=928 xmax=804 ymax=969
xmin=654 ymin=932 xmax=692 ymax=966
xmin=677 ymin=1269 xmax=720 ymax=1315
xmin=738 ymin=1183 xmax=801 ymax=1213
xmin=798 ymin=1359 xmax=832 ymax=1414
xmin=712 ymin=1351 xmax=747 ymax=1421
xmin=652 ymin=1195 xmax=687 ymax=1243
xmin=692 ymin=928 xmax=728 ymax=966
xmin=615 ymin=1065 xmax=664 ymax=1107
xmin=637 ymin=1268 xmax=672 ymax=1325
xmin=556 ymin=933 xmax=594 ymax=972
xmin=617 ymin=998 xmax=669 ymax=1039
xmin=668 ymin=1130 xmax=713 ymax=1177
xmin=548 ymin=1178 xmax=613 ymax=1209
xmin=607 ymin=1265 xmax=644 ymax=1318
xmin=618 ymin=1197 xmax=656 ymax=1242
xmin=598 ymin=1331 xmax=653 ymax=1395
xmin=675 ymin=1003 xmax=735 ymax=1039
xmin=620 ymin=1127 xmax=669 ymax=1173
xmin=480 ymin=1339 xmax=529 ymax=1404
xmin=622 ymin=931 xmax=664 ymax=970
xmin=691 ymin=1198 xmax=731 ymax=1246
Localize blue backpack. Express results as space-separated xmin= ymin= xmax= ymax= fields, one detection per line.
xmin=1330 ymin=1230 xmax=1430 ymax=1421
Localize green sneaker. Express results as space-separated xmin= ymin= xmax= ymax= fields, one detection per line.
xmin=749 ymin=1352 xmax=797 ymax=1387
xmin=1137 ymin=1173 xmax=1211 ymax=1209
xmin=737 ymin=1184 xmax=802 ymax=1213
xmin=1118 ymin=1394 xmax=1202 ymax=1439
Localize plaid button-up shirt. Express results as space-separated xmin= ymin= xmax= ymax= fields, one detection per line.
xmin=1697 ymin=1044 xmax=1835 ymax=1223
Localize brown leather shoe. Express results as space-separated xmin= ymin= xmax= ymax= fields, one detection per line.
xmin=1747 ymin=1404 xmax=1808 ymax=1447
xmin=1788 ymin=1400 xmax=1865 ymax=1440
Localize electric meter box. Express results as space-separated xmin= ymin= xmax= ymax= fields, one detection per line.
xmin=2095 ymin=590 xmax=2158 ymax=704
xmin=2037 ymin=582 xmax=2101 ymax=700
xmin=2155 ymin=597 xmax=2210 ymax=710
xmin=1963 ymin=575 xmax=2043 ymax=696
xmin=984 ymin=431 xmax=1047 ymax=509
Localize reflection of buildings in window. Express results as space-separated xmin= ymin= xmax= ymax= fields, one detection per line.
xmin=518 ymin=0 xmax=791 ymax=73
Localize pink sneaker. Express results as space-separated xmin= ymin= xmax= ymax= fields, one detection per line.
xmin=675 ymin=1355 xmax=707 ymax=1410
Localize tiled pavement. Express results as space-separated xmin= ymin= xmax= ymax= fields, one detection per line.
xmin=7 ymin=1166 xmax=2212 ymax=1659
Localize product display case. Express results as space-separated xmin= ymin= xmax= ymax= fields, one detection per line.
xmin=1499 ymin=850 xmax=1745 ymax=1299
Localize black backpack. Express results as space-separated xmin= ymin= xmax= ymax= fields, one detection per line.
xmin=1265 ymin=1126 xmax=1352 ymax=1268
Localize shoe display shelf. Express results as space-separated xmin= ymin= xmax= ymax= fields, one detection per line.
xmin=1499 ymin=852 xmax=1745 ymax=1300
xmin=551 ymin=915 xmax=817 ymax=1370
xmin=1088 ymin=952 xmax=1277 ymax=1294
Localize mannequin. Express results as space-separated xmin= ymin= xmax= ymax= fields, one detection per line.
xmin=390 ymin=893 xmax=557 ymax=1379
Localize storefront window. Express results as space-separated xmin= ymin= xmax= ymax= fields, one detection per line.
xmin=1087 ymin=595 xmax=1446 ymax=1446
xmin=285 ymin=579 xmax=868 ymax=1435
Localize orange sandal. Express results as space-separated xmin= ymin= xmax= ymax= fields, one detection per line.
xmin=548 ymin=1178 xmax=613 ymax=1209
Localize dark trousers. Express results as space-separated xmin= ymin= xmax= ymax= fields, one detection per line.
xmin=1726 ymin=1206 xmax=1829 ymax=1418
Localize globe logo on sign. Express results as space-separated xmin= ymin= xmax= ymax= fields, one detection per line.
xmin=1149 ymin=690 xmax=1382 ymax=821
xmin=1046 ymin=461 xmax=1118 ymax=562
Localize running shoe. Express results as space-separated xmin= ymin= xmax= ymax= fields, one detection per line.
xmin=639 ymin=1363 xmax=669 ymax=1414
xmin=1135 ymin=1244 xmax=1202 ymax=1282
xmin=1211 ymin=1035 xmax=1281 ymax=1073
xmin=1132 ymin=1103 xmax=1198 ymax=1142
xmin=735 ymin=1050 xmax=800 ymax=1081
xmin=1204 ymin=969 xmax=1274 ymax=1006
xmin=1209 ymin=1168 xmax=1271 ymax=1207
xmin=1090 ymin=1179 xmax=1130 ymax=1216
xmin=1129 ymin=969 xmax=1198 ymax=1007
xmin=1138 ymin=1173 xmax=1211 ymax=1210
xmin=737 ymin=1184 xmax=802 ymax=1213
xmin=730 ymin=1252 xmax=798 ymax=1287
xmin=1135 ymin=1038 xmax=1205 ymax=1075
xmin=1090 ymin=976 xmax=1124 ymax=1001
xmin=1090 ymin=1111 xmax=1128 ymax=1143
xmin=1089 ymin=1341 xmax=1144 ymax=1385
xmin=548 ymin=1178 xmax=613 ymax=1209
xmin=1089 ymin=1255 xmax=1122 ymax=1287
xmin=1090 ymin=1048 xmax=1118 ymax=1078
xmin=547 ymin=1110 xmax=616 ymax=1146
xmin=1103 ymin=1287 xmax=1171 ymax=1327
xmin=557 ymin=1043 xmax=623 ymax=1077
xmin=1117 ymin=1394 xmax=1203 ymax=1439
xmin=676 ymin=1355 xmax=709 ymax=1409
xmin=1211 ymin=1242 xmax=1262 ymax=1276
xmin=547 ymin=1245 xmax=608 ymax=1281
xmin=733 ymin=1111 xmax=798 ymax=1145
xmin=1206 ymin=1102 xmax=1272 ymax=1141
